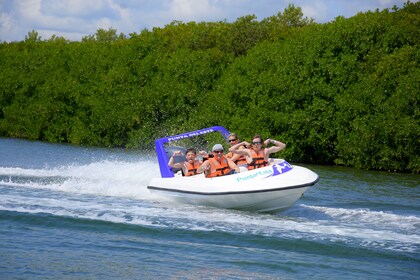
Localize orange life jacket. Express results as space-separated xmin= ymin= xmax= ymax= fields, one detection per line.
xmin=184 ymin=160 xmax=201 ymax=176
xmin=225 ymin=151 xmax=247 ymax=165
xmin=205 ymin=157 xmax=231 ymax=178
xmin=247 ymin=148 xmax=268 ymax=170
xmin=226 ymin=144 xmax=248 ymax=165
xmin=234 ymin=155 xmax=248 ymax=165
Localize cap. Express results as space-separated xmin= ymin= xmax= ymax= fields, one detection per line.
xmin=212 ymin=144 xmax=224 ymax=152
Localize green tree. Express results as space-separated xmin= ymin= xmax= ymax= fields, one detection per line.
xmin=24 ymin=30 xmax=42 ymax=42
xmin=0 ymin=3 xmax=418 ymax=172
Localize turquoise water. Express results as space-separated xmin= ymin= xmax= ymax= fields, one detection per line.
xmin=0 ymin=138 xmax=419 ymax=279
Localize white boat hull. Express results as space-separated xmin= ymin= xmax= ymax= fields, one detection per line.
xmin=148 ymin=160 xmax=318 ymax=213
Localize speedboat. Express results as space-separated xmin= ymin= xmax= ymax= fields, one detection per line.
xmin=147 ymin=126 xmax=319 ymax=213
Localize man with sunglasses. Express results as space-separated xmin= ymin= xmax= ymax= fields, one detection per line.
xmin=229 ymin=134 xmax=286 ymax=170
xmin=225 ymin=133 xmax=249 ymax=167
xmin=199 ymin=144 xmax=240 ymax=178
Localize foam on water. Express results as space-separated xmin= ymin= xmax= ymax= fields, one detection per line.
xmin=0 ymin=159 xmax=159 ymax=199
xmin=0 ymin=158 xmax=419 ymax=254
xmin=304 ymin=205 xmax=420 ymax=231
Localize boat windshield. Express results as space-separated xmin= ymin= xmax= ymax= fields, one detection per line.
xmin=155 ymin=126 xmax=230 ymax=178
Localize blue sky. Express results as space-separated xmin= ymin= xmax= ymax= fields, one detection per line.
xmin=0 ymin=0 xmax=413 ymax=42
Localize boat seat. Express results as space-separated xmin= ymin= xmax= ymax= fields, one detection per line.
xmin=239 ymin=165 xmax=249 ymax=173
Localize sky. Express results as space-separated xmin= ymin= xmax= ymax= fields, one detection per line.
xmin=0 ymin=0 xmax=414 ymax=42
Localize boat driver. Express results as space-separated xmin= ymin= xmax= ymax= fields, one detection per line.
xmin=199 ymin=144 xmax=240 ymax=178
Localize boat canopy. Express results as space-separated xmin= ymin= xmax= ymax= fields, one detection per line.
xmin=155 ymin=126 xmax=231 ymax=178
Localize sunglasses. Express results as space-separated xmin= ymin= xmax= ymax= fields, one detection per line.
xmin=252 ymin=141 xmax=262 ymax=145
xmin=228 ymin=139 xmax=238 ymax=142
xmin=213 ymin=150 xmax=224 ymax=154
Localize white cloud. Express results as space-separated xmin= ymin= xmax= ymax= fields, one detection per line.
xmin=0 ymin=0 xmax=411 ymax=42
xmin=300 ymin=0 xmax=328 ymax=21
xmin=40 ymin=0 xmax=107 ymax=18
xmin=169 ymin=0 xmax=219 ymax=20
xmin=0 ymin=8 xmax=15 ymax=36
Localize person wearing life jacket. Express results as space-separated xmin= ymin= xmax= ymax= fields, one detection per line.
xmin=168 ymin=148 xmax=203 ymax=176
xmin=225 ymin=133 xmax=248 ymax=167
xmin=199 ymin=144 xmax=240 ymax=178
xmin=229 ymin=134 xmax=286 ymax=170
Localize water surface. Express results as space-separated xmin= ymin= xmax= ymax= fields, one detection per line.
xmin=0 ymin=138 xmax=419 ymax=279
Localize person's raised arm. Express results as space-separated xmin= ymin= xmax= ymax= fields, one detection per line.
xmin=229 ymin=152 xmax=242 ymax=163
xmin=198 ymin=160 xmax=210 ymax=176
xmin=168 ymin=151 xmax=184 ymax=169
xmin=227 ymin=158 xmax=240 ymax=173
xmin=263 ymin=139 xmax=286 ymax=157
xmin=229 ymin=141 xmax=250 ymax=155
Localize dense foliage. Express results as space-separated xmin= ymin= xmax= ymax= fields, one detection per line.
xmin=0 ymin=3 xmax=419 ymax=172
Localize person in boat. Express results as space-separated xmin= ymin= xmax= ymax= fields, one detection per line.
xmin=229 ymin=134 xmax=286 ymax=170
xmin=199 ymin=144 xmax=240 ymax=178
xmin=225 ymin=133 xmax=249 ymax=168
xmin=168 ymin=148 xmax=204 ymax=176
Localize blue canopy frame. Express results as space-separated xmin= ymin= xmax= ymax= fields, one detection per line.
xmin=155 ymin=126 xmax=231 ymax=178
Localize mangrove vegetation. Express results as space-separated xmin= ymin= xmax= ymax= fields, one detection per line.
xmin=0 ymin=3 xmax=419 ymax=172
